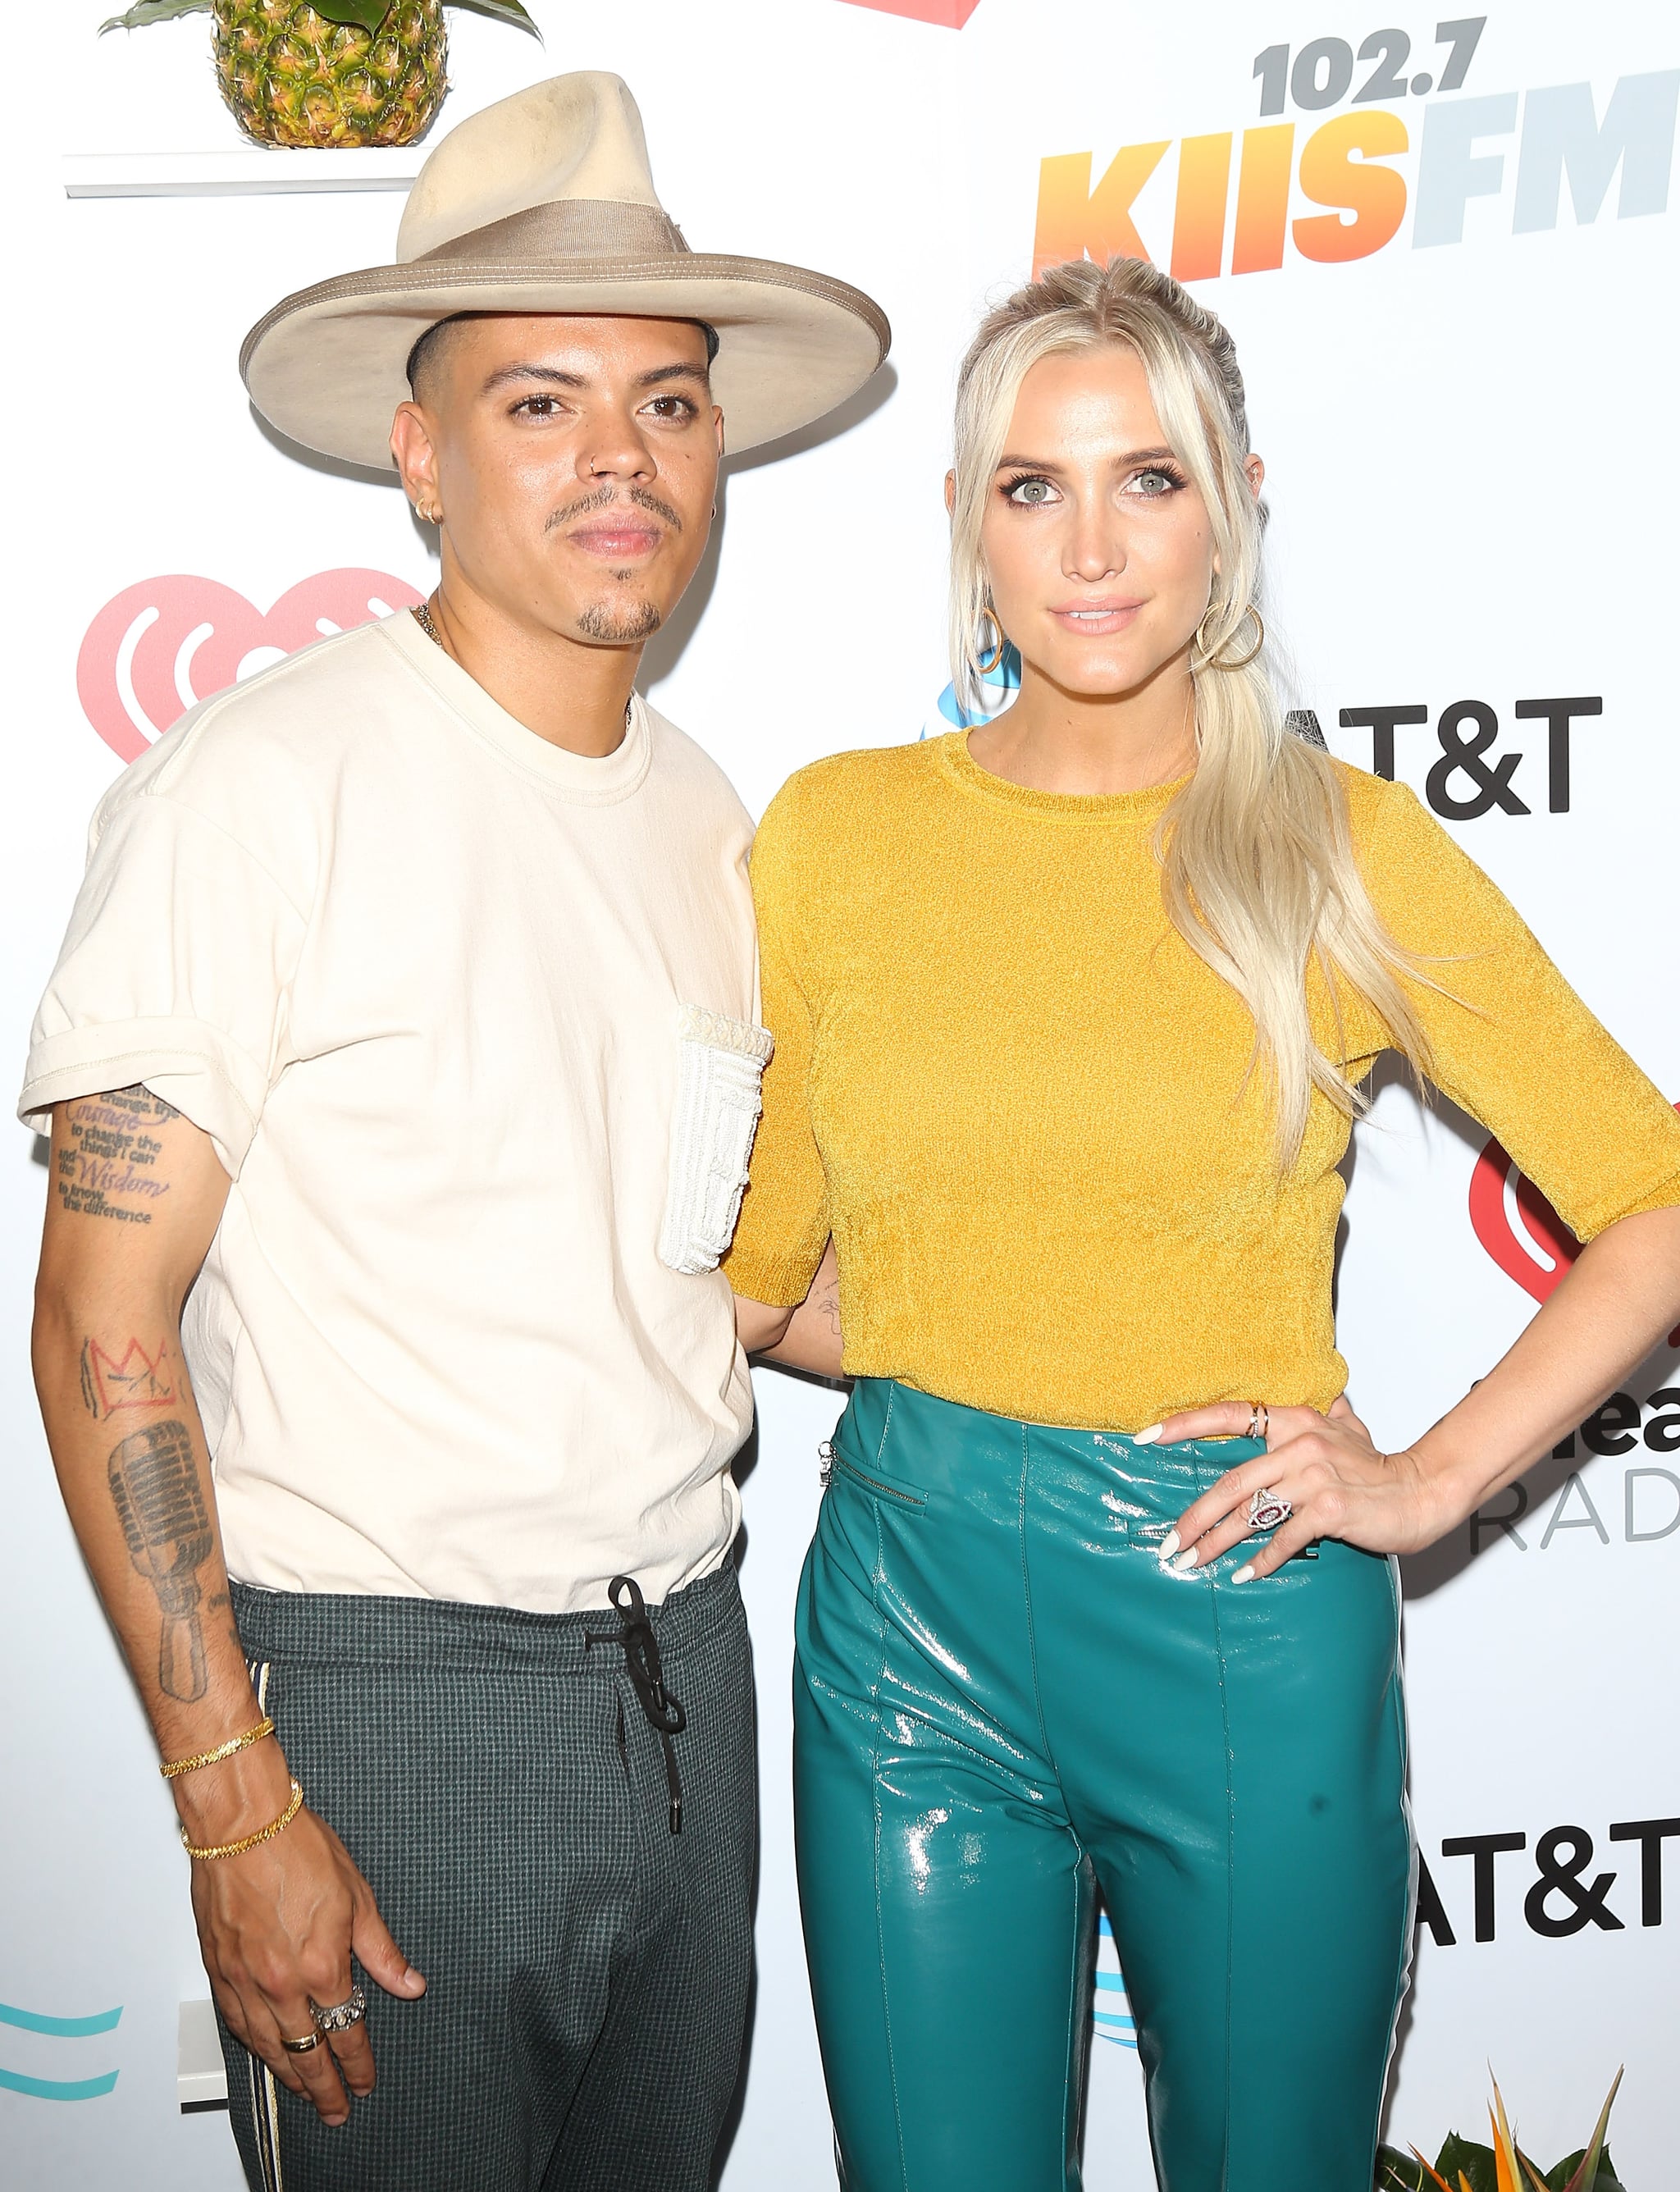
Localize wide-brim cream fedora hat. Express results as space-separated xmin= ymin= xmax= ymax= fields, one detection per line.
xmin=242 ymin=70 xmax=890 ymax=469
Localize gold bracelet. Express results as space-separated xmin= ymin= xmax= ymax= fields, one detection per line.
xmin=180 ymin=1779 xmax=304 ymax=1862
xmin=159 ymin=1717 xmax=276 ymax=1781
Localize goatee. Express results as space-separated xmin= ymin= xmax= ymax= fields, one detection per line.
xmin=578 ymin=600 xmax=663 ymax=643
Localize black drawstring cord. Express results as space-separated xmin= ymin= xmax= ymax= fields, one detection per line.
xmin=585 ymin=1575 xmax=687 ymax=1834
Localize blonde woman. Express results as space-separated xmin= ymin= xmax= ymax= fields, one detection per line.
xmin=727 ymin=258 xmax=1680 ymax=2191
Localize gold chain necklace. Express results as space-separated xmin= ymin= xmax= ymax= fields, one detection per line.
xmin=411 ymin=598 xmax=633 ymax=728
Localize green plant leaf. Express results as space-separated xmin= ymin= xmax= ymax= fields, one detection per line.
xmin=1514 ymin=2148 xmax=1552 ymax=2192
xmin=1545 ymin=2154 xmax=1625 ymax=2192
xmin=306 ymin=0 xmax=392 ymax=28
xmin=1434 ymin=2139 xmax=1499 ymax=2192
xmin=1556 ymin=2069 xmax=1623 ymax=2192
xmin=98 ymin=0 xmax=211 ymax=30
xmin=1377 ymin=2149 xmax=1427 ymax=2191
xmin=450 ymin=0 xmax=543 ymax=34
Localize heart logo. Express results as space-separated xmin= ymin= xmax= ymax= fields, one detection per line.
xmin=1469 ymin=1117 xmax=1680 ymax=1345
xmin=77 ymin=570 xmax=425 ymax=763
xmin=836 ymin=0 xmax=982 ymax=24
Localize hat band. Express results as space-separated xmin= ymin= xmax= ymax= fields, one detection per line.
xmin=409 ymin=198 xmax=691 ymax=269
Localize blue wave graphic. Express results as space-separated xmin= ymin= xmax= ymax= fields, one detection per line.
xmin=1093 ymin=1916 xmax=1139 ymax=2049
xmin=0 ymin=2001 xmax=123 ymax=2101
xmin=0 ymin=2066 xmax=121 ymax=2102
xmin=924 ymin=646 xmax=1023 ymax=734
xmin=0 ymin=2002 xmax=122 ymax=2038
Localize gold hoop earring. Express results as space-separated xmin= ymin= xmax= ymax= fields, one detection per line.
xmin=1198 ymin=603 xmax=1264 ymax=672
xmin=976 ymin=604 xmax=1007 ymax=676
xmin=416 ymin=500 xmax=441 ymax=526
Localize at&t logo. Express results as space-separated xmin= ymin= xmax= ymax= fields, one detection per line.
xmin=1416 ymin=1814 xmax=1680 ymax=1945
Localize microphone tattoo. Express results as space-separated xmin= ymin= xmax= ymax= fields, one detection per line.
xmin=107 ymin=1418 xmax=214 ymax=1702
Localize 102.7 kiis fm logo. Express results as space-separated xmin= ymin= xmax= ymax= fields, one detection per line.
xmin=1034 ymin=17 xmax=1679 ymax=278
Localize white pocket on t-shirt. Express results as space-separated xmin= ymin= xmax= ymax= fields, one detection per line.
xmin=658 ymin=1005 xmax=775 ymax=1276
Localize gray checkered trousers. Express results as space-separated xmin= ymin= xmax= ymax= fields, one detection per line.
xmin=221 ymin=1563 xmax=756 ymax=2192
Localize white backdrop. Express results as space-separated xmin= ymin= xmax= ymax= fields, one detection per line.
xmin=3 ymin=2 xmax=1678 ymax=2185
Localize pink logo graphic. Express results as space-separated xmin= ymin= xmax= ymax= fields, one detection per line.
xmin=836 ymin=0 xmax=981 ymax=24
xmin=1470 ymin=1121 xmax=1680 ymax=1346
xmin=77 ymin=570 xmax=424 ymax=763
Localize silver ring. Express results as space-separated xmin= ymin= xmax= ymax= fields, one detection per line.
xmin=1248 ymin=1487 xmax=1291 ymax=1532
xmin=1245 ymin=1402 xmax=1270 ymax=1442
xmin=281 ymin=2031 xmax=322 ymax=2054
xmin=309 ymin=1985 xmax=368 ymax=2035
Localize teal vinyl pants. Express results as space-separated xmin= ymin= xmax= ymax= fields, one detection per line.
xmin=793 ymin=1379 xmax=1413 ymax=2192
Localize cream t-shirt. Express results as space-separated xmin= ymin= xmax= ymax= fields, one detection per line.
xmin=21 ymin=610 xmax=765 ymax=1613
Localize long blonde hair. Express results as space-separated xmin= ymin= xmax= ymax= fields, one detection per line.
xmin=949 ymin=255 xmax=1431 ymax=1167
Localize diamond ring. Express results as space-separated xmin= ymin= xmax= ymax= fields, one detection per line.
xmin=1247 ymin=1487 xmax=1292 ymax=1532
xmin=310 ymin=1985 xmax=368 ymax=2035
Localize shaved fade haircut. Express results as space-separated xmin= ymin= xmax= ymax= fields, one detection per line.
xmin=405 ymin=313 xmax=720 ymax=404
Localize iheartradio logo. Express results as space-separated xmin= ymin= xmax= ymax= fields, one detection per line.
xmin=77 ymin=571 xmax=424 ymax=764
xmin=1470 ymin=1120 xmax=1680 ymax=1346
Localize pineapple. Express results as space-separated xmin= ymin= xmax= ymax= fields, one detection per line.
xmin=216 ymin=2 xmax=448 ymax=149
xmin=100 ymin=0 xmax=537 ymax=152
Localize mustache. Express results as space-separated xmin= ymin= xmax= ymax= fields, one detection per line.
xmin=546 ymin=485 xmax=684 ymax=535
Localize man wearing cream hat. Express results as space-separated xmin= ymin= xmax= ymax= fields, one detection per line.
xmin=24 ymin=71 xmax=884 ymax=2192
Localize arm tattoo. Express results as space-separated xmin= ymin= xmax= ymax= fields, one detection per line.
xmin=815 ymin=1276 xmax=842 ymax=1338
xmin=107 ymin=1418 xmax=213 ymax=1702
xmin=80 ymin=1336 xmax=175 ymax=1420
xmin=56 ymin=1086 xmax=180 ymax=1226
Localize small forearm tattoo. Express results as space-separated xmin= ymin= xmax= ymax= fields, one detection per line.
xmin=107 ymin=1418 xmax=213 ymax=1703
xmin=80 ymin=1336 xmax=176 ymax=1420
xmin=815 ymin=1278 xmax=842 ymax=1338
xmin=55 ymin=1087 xmax=180 ymax=1226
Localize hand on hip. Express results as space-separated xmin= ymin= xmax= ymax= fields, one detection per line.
xmin=1151 ymin=1396 xmax=1438 ymax=1581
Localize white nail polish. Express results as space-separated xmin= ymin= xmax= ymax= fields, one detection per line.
xmin=1133 ymin=1424 xmax=1163 ymax=1446
xmin=1171 ymin=1547 xmax=1198 ymax=1573
xmin=1158 ymin=1530 xmax=1180 ymax=1561
xmin=1231 ymin=1564 xmax=1255 ymax=1586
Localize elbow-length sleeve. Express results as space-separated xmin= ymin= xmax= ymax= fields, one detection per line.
xmin=20 ymin=788 xmax=306 ymax=1180
xmin=1359 ymin=779 xmax=1680 ymax=1240
xmin=721 ymin=780 xmax=832 ymax=1305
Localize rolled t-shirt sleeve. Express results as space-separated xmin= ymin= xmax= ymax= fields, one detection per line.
xmin=20 ymin=789 xmax=306 ymax=1176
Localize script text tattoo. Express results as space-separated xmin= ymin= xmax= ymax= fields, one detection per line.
xmin=55 ymin=1086 xmax=182 ymax=1226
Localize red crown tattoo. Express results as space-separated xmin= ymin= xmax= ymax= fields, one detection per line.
xmin=82 ymin=1338 xmax=176 ymax=1418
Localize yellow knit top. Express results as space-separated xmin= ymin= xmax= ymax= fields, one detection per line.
xmin=723 ymin=733 xmax=1680 ymax=1431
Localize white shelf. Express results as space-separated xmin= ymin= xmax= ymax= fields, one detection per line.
xmin=65 ymin=148 xmax=422 ymax=199
xmin=176 ymin=2000 xmax=228 ymax=2112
